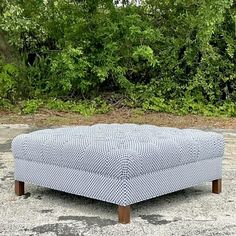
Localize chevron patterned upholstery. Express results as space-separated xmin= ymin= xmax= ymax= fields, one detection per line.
xmin=12 ymin=124 xmax=224 ymax=206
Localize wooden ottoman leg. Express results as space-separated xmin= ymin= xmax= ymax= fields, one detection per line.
xmin=118 ymin=205 xmax=131 ymax=224
xmin=212 ymin=179 xmax=222 ymax=194
xmin=15 ymin=180 xmax=25 ymax=196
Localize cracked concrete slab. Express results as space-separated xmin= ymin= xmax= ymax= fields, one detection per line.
xmin=0 ymin=124 xmax=236 ymax=236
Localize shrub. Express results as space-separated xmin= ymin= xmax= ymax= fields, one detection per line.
xmin=22 ymin=99 xmax=43 ymax=114
xmin=20 ymin=97 xmax=111 ymax=115
xmin=0 ymin=0 xmax=235 ymax=116
xmin=46 ymin=97 xmax=111 ymax=116
xmin=0 ymin=59 xmax=18 ymax=101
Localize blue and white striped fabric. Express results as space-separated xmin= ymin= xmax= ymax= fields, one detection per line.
xmin=12 ymin=124 xmax=224 ymax=205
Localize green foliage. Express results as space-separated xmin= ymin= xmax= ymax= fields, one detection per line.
xmin=0 ymin=0 xmax=236 ymax=116
xmin=21 ymin=97 xmax=111 ymax=115
xmin=49 ymin=46 xmax=91 ymax=96
xmin=22 ymin=99 xmax=43 ymax=114
xmin=46 ymin=97 xmax=111 ymax=116
xmin=0 ymin=59 xmax=18 ymax=101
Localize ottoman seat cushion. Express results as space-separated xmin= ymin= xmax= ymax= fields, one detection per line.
xmin=12 ymin=124 xmax=224 ymax=179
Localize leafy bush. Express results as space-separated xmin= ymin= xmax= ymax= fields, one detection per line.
xmin=0 ymin=59 xmax=18 ymax=101
xmin=49 ymin=46 xmax=91 ymax=96
xmin=22 ymin=99 xmax=43 ymax=114
xmin=0 ymin=0 xmax=235 ymax=116
xmin=21 ymin=97 xmax=111 ymax=115
xmin=46 ymin=97 xmax=111 ymax=115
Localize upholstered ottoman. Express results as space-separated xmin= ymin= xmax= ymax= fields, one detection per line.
xmin=12 ymin=124 xmax=224 ymax=224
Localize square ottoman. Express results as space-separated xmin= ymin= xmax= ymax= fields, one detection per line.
xmin=12 ymin=124 xmax=224 ymax=224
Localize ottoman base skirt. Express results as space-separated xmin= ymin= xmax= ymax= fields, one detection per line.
xmin=14 ymin=157 xmax=222 ymax=224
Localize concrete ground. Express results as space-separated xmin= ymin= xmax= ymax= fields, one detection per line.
xmin=0 ymin=124 xmax=235 ymax=236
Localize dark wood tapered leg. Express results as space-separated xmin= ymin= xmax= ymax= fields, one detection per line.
xmin=118 ymin=205 xmax=131 ymax=224
xmin=212 ymin=179 xmax=222 ymax=194
xmin=15 ymin=180 xmax=25 ymax=196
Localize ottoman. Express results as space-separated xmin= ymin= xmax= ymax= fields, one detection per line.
xmin=12 ymin=124 xmax=224 ymax=224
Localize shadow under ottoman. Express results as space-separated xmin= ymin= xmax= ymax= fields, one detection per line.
xmin=12 ymin=124 xmax=224 ymax=224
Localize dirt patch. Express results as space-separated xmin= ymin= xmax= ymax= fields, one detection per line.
xmin=0 ymin=108 xmax=236 ymax=129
